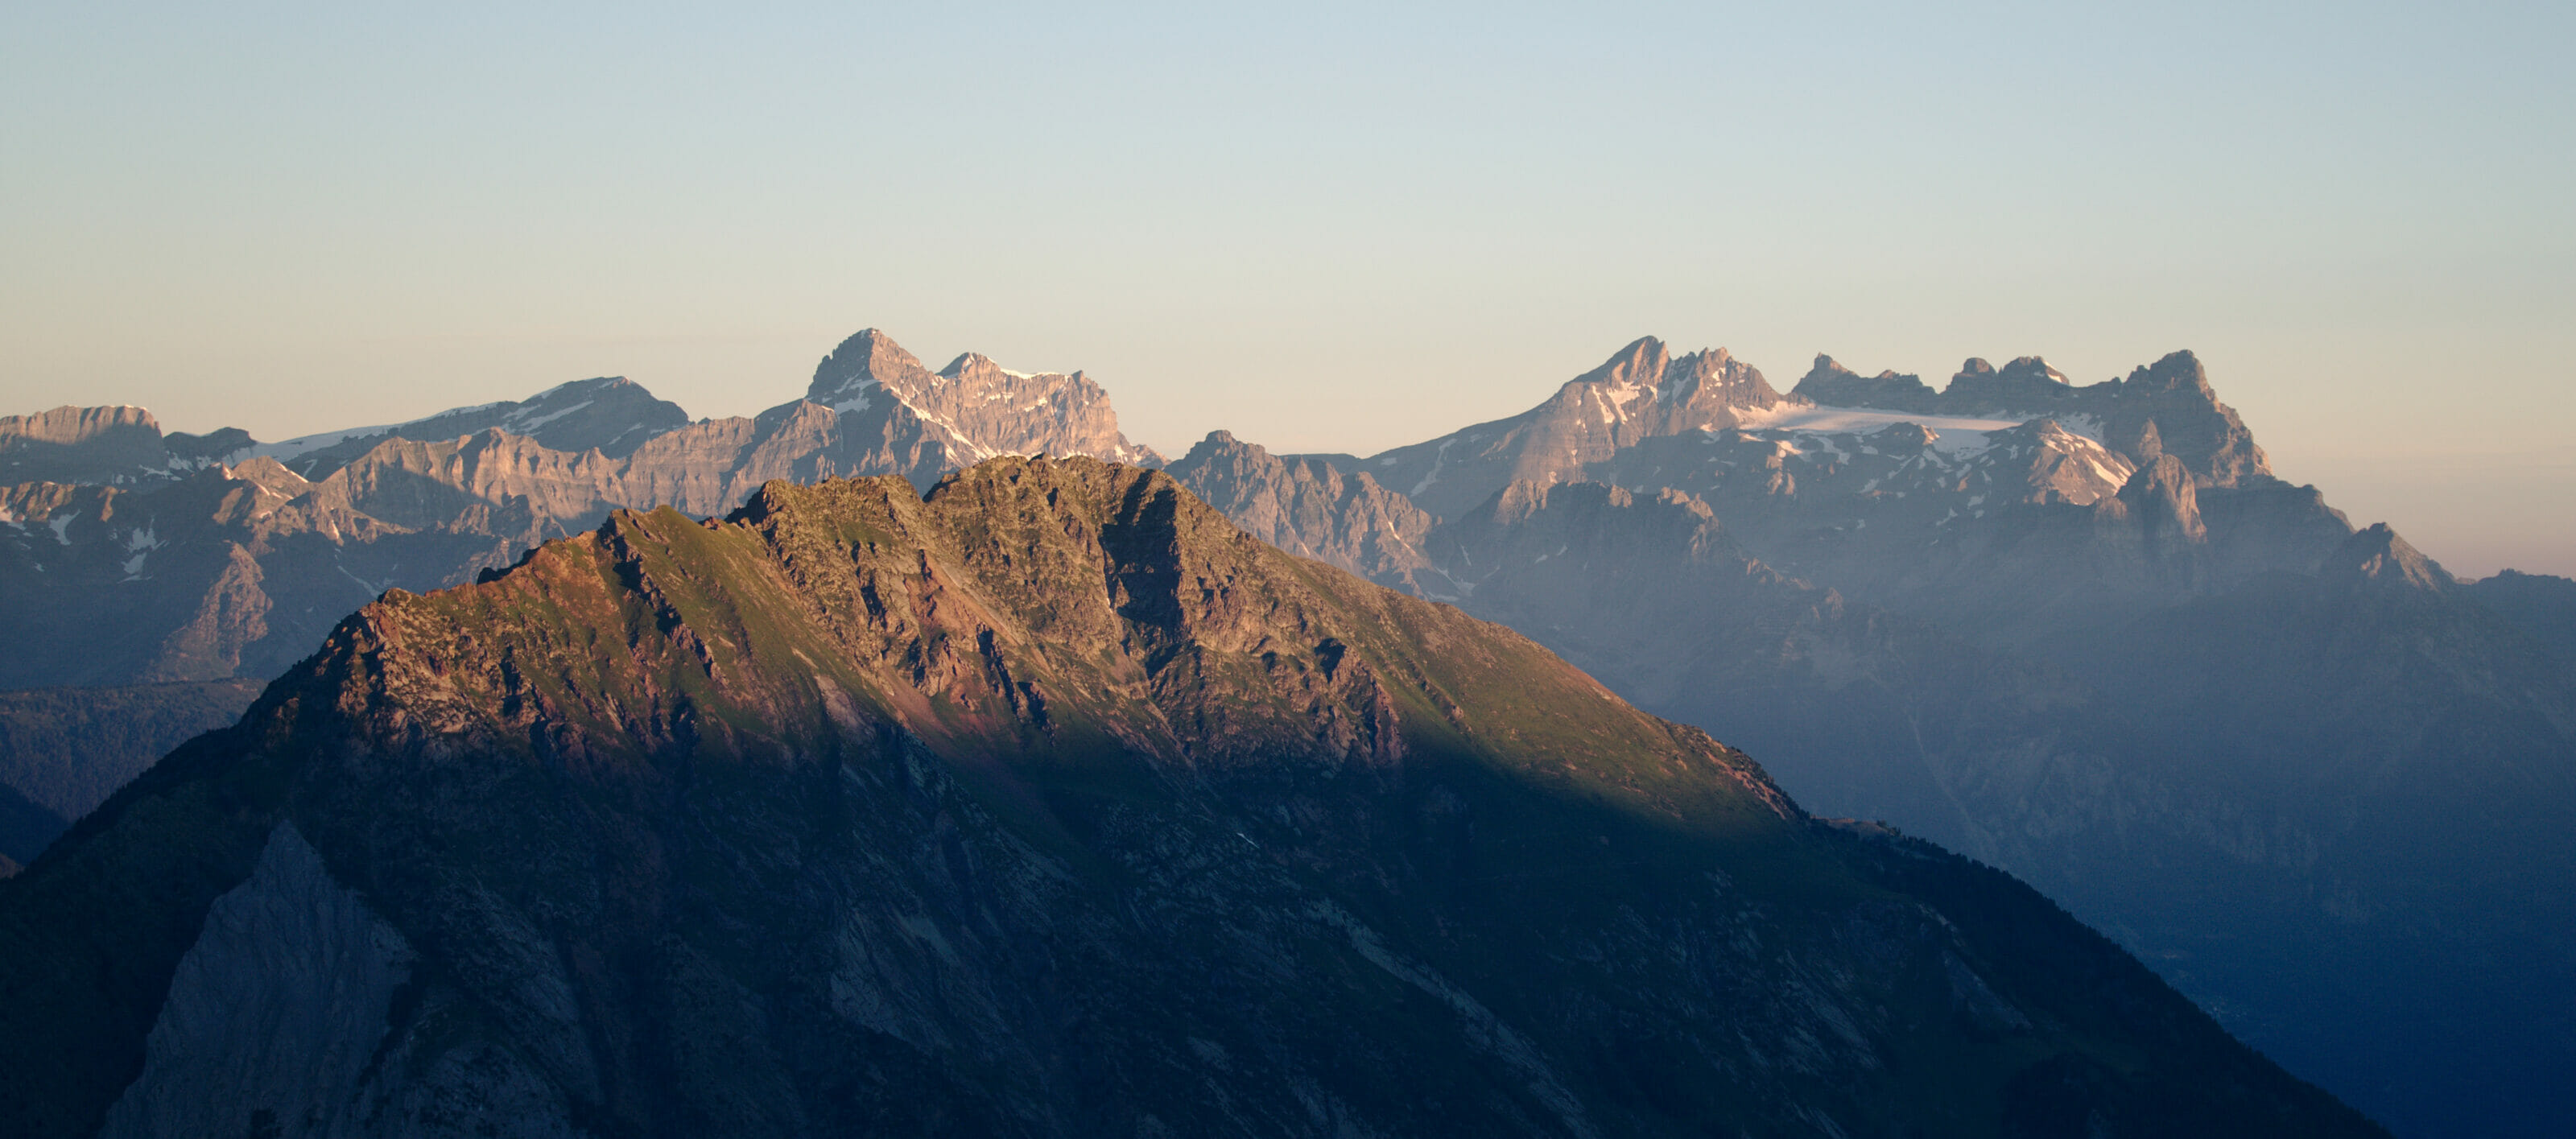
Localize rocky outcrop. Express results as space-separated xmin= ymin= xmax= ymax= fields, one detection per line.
xmin=2326 ymin=522 xmax=2454 ymax=594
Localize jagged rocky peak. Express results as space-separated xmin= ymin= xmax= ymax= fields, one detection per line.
xmin=1945 ymin=354 xmax=2074 ymax=411
xmin=1364 ymin=336 xmax=1797 ymax=522
xmin=803 ymin=327 xmax=1163 ymax=467
xmin=804 ymin=326 xmax=930 ymax=408
xmin=1778 ymin=346 xmax=2270 ymax=489
xmin=2332 ymin=522 xmax=2454 ymax=593
xmin=1560 ymin=336 xmax=1790 ymax=415
xmin=2124 ymin=349 xmax=2219 ymax=398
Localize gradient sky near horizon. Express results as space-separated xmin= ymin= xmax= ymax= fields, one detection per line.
xmin=5 ymin=2 xmax=2570 ymax=575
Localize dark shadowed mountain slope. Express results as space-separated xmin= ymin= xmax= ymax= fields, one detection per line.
xmin=0 ymin=781 xmax=63 ymax=869
xmin=0 ymin=679 xmax=265 ymax=822
xmin=0 ymin=458 xmax=2376 ymax=1139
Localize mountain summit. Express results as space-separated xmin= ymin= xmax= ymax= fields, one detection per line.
xmin=1365 ymin=336 xmax=1794 ymax=519
xmin=0 ymin=458 xmax=2376 ymax=1138
xmin=806 ymin=328 xmax=1162 ymax=467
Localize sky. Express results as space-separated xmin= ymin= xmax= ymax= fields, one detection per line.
xmin=3 ymin=2 xmax=2570 ymax=575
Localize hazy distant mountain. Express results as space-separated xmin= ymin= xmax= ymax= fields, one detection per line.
xmin=261 ymin=376 xmax=693 ymax=476
xmin=2463 ymin=567 xmax=2576 ymax=662
xmin=0 ymin=458 xmax=2380 ymax=1137
xmin=1163 ymin=430 xmax=1440 ymax=593
xmin=1 ymin=405 xmax=251 ymax=487
xmin=1166 ymin=340 xmax=2576 ymax=1138
xmin=1362 ymin=336 xmax=1794 ymax=521
xmin=0 ymin=328 xmax=1162 ymax=691
xmin=5 ymin=326 xmax=2568 ymax=1134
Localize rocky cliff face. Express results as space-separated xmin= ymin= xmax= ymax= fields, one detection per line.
xmin=2 ymin=405 xmax=250 ymax=487
xmin=1163 ymin=431 xmax=1440 ymax=594
xmin=0 ymin=459 xmax=2378 ymax=1138
xmin=1364 ymin=336 xmax=1794 ymax=520
xmin=806 ymin=328 xmax=1163 ymax=468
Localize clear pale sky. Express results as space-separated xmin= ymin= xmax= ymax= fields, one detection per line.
xmin=5 ymin=3 xmax=2570 ymax=575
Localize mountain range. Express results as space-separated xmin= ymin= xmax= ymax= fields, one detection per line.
xmin=0 ymin=457 xmax=2379 ymax=1137
xmin=3 ymin=326 xmax=2570 ymax=1136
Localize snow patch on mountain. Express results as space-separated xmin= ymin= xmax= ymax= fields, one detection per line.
xmin=255 ymin=425 xmax=399 ymax=463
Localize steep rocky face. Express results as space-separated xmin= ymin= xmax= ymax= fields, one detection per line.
xmin=1364 ymin=337 xmax=1794 ymax=520
xmin=1164 ymin=431 xmax=1440 ymax=594
xmin=1 ymin=406 xmax=251 ymax=486
xmin=806 ymin=328 xmax=1163 ymax=467
xmin=0 ymin=459 xmax=2377 ymax=1139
